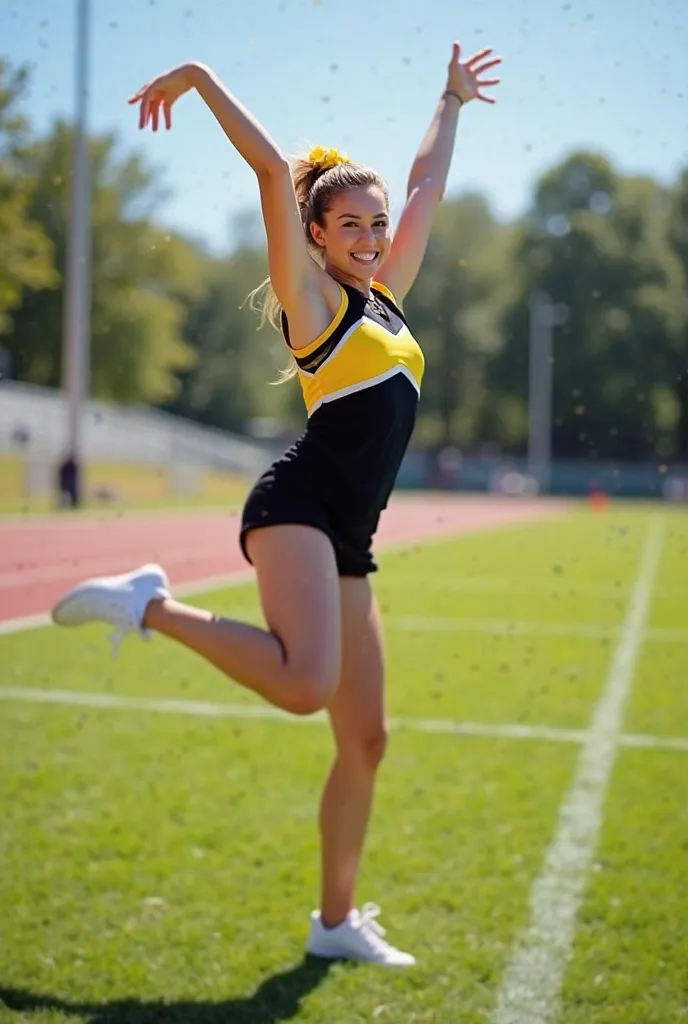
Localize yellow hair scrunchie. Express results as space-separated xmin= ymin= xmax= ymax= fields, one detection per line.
xmin=308 ymin=145 xmax=350 ymax=170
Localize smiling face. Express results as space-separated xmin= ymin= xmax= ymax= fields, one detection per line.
xmin=309 ymin=185 xmax=392 ymax=287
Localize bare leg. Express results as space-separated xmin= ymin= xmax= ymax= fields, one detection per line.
xmin=143 ymin=525 xmax=341 ymax=715
xmin=318 ymin=577 xmax=387 ymax=927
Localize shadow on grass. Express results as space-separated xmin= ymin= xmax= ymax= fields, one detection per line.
xmin=1 ymin=955 xmax=343 ymax=1022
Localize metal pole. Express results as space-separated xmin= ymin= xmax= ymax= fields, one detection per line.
xmin=61 ymin=0 xmax=91 ymax=504
xmin=527 ymin=291 xmax=554 ymax=494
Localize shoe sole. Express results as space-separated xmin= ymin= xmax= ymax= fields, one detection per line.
xmin=306 ymin=945 xmax=415 ymax=967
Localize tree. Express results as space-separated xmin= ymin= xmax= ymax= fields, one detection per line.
xmin=403 ymin=192 xmax=511 ymax=448
xmin=488 ymin=152 xmax=685 ymax=459
xmin=7 ymin=120 xmax=202 ymax=403
xmin=0 ymin=59 xmax=57 ymax=341
xmin=667 ymin=169 xmax=688 ymax=457
xmin=168 ymin=213 xmax=304 ymax=435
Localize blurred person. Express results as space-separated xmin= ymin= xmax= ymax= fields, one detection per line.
xmin=56 ymin=452 xmax=80 ymax=508
xmin=50 ymin=42 xmax=500 ymax=966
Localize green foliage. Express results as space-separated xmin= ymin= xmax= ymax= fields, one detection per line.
xmin=0 ymin=59 xmax=57 ymax=334
xmin=403 ymin=193 xmax=516 ymax=447
xmin=488 ymin=153 xmax=687 ymax=459
xmin=166 ymin=221 xmax=305 ymax=434
xmin=6 ymin=120 xmax=200 ymax=403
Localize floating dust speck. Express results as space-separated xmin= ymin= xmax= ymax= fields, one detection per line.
xmin=143 ymin=896 xmax=166 ymax=908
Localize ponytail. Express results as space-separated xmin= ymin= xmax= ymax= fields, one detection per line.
xmin=246 ymin=146 xmax=386 ymax=385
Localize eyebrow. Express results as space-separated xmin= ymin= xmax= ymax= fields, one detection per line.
xmin=337 ymin=212 xmax=389 ymax=220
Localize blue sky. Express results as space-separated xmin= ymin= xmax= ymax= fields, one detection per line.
xmin=4 ymin=0 xmax=687 ymax=254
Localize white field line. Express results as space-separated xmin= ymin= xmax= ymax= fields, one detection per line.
xmin=394 ymin=615 xmax=616 ymax=639
xmin=379 ymin=575 xmax=688 ymax=601
xmin=0 ymin=558 xmax=247 ymax=591
xmin=0 ymin=611 xmax=53 ymax=635
xmin=0 ymin=571 xmax=255 ymax=636
xmin=4 ymin=569 xmax=683 ymax=604
xmin=392 ymin=616 xmax=687 ymax=643
xmin=0 ymin=566 xmax=644 ymax=599
xmin=490 ymin=517 xmax=665 ymax=1024
xmin=2 ymin=604 xmax=686 ymax=644
xmin=1 ymin=683 xmax=687 ymax=754
xmin=381 ymin=576 xmax=631 ymax=598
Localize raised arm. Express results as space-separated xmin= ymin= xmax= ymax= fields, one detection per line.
xmin=376 ymin=42 xmax=501 ymax=304
xmin=128 ymin=63 xmax=312 ymax=312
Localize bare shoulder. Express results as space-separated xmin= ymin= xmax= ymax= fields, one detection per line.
xmin=281 ymin=259 xmax=346 ymax=351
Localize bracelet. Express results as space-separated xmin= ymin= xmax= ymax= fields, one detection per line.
xmin=443 ymin=89 xmax=464 ymax=108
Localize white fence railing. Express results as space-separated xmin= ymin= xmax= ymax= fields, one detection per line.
xmin=0 ymin=380 xmax=272 ymax=476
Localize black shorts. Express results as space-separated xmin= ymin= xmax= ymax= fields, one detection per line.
xmin=239 ymin=456 xmax=378 ymax=578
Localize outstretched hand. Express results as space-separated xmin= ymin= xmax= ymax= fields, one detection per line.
xmin=127 ymin=64 xmax=196 ymax=131
xmin=446 ymin=42 xmax=502 ymax=105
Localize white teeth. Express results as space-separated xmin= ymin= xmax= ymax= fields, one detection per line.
xmin=352 ymin=252 xmax=377 ymax=261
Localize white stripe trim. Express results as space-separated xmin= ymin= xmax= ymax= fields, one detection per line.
xmin=490 ymin=517 xmax=665 ymax=1024
xmin=308 ymin=364 xmax=420 ymax=417
xmin=1 ymin=684 xmax=686 ymax=753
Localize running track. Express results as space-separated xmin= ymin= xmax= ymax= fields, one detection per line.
xmin=0 ymin=496 xmax=566 ymax=623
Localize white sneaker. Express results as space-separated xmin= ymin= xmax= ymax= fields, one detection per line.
xmin=306 ymin=903 xmax=416 ymax=967
xmin=50 ymin=563 xmax=170 ymax=657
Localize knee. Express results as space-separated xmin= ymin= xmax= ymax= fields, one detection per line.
xmin=286 ymin=659 xmax=340 ymax=717
xmin=340 ymin=725 xmax=389 ymax=773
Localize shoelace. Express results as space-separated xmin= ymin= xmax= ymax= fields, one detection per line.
xmin=355 ymin=903 xmax=391 ymax=952
xmin=107 ymin=630 xmax=125 ymax=661
xmin=107 ymin=627 xmax=152 ymax=661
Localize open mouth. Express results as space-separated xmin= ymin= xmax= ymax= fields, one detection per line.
xmin=350 ymin=251 xmax=379 ymax=266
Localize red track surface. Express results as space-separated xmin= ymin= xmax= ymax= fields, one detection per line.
xmin=0 ymin=496 xmax=565 ymax=623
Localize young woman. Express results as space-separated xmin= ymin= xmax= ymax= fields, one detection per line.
xmin=51 ymin=42 xmax=500 ymax=966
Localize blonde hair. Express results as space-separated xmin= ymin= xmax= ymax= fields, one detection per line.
xmin=246 ymin=147 xmax=388 ymax=382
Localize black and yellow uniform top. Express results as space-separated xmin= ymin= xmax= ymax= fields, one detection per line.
xmin=287 ymin=280 xmax=424 ymax=417
xmin=240 ymin=280 xmax=425 ymax=576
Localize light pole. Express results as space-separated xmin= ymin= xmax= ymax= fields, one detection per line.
xmin=60 ymin=0 xmax=91 ymax=505
xmin=527 ymin=291 xmax=568 ymax=494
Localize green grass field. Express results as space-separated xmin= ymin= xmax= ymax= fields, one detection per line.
xmin=1 ymin=505 xmax=687 ymax=1023
xmin=0 ymin=456 xmax=250 ymax=516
